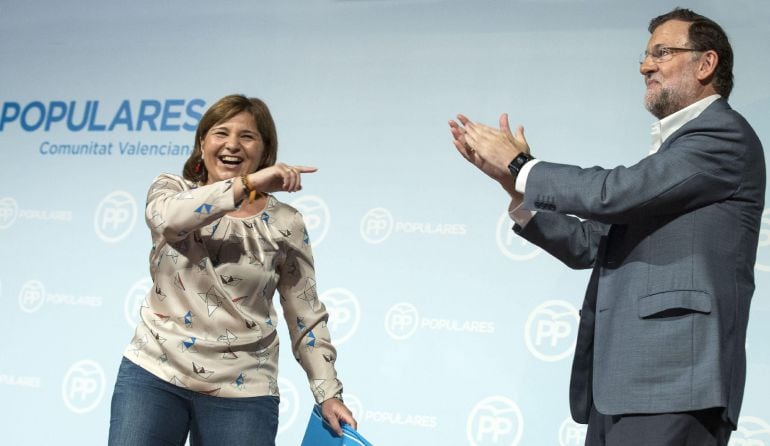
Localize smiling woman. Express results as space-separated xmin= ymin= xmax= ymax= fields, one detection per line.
xmin=183 ymin=95 xmax=277 ymax=186
xmin=200 ymin=111 xmax=265 ymax=184
xmin=107 ymin=94 xmax=358 ymax=446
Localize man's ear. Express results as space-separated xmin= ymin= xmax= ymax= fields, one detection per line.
xmin=697 ymin=50 xmax=719 ymax=82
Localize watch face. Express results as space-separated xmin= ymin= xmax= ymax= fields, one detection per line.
xmin=508 ymin=153 xmax=531 ymax=176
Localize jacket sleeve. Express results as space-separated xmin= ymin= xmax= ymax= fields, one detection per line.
xmin=144 ymin=174 xmax=239 ymax=242
xmin=523 ymin=113 xmax=750 ymax=224
xmin=276 ymin=210 xmax=343 ymax=404
xmin=516 ymin=212 xmax=609 ymax=270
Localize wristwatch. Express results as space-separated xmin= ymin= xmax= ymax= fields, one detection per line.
xmin=508 ymin=152 xmax=534 ymax=178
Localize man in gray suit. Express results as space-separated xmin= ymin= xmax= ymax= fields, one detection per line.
xmin=450 ymin=8 xmax=765 ymax=446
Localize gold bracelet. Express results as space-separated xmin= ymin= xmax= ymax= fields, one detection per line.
xmin=240 ymin=175 xmax=258 ymax=204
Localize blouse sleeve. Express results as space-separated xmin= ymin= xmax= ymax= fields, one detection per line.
xmin=145 ymin=174 xmax=239 ymax=242
xmin=276 ymin=210 xmax=344 ymax=404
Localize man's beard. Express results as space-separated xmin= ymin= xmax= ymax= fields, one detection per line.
xmin=645 ymin=87 xmax=685 ymax=119
xmin=644 ymin=78 xmax=698 ymax=119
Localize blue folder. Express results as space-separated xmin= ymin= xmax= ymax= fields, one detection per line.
xmin=300 ymin=404 xmax=373 ymax=446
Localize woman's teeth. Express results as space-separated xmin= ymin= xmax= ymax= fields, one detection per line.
xmin=219 ymin=156 xmax=242 ymax=165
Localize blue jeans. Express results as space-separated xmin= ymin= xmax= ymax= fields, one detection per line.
xmin=108 ymin=357 xmax=279 ymax=446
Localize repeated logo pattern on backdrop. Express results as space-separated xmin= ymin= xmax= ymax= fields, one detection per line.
xmin=320 ymin=288 xmax=360 ymax=344
xmin=2 ymin=5 xmax=769 ymax=444
xmin=524 ymin=300 xmax=579 ymax=362
xmin=62 ymin=360 xmax=106 ymax=414
xmin=2 ymin=103 xmax=770 ymax=446
xmin=496 ymin=210 xmax=542 ymax=261
xmin=0 ymin=196 xmax=73 ymax=229
xmin=467 ymin=396 xmax=524 ymax=446
xmin=344 ymin=393 xmax=439 ymax=430
xmin=732 ymin=416 xmax=770 ymax=444
xmin=290 ymin=195 xmax=331 ymax=247
xmin=18 ymin=279 xmax=103 ymax=313
xmin=384 ymin=302 xmax=496 ymax=341
xmin=94 ymin=191 xmax=138 ymax=243
xmin=559 ymin=417 xmax=588 ymax=446
xmin=360 ymin=207 xmax=467 ymax=245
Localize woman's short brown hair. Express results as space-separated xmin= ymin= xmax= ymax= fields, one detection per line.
xmin=182 ymin=94 xmax=278 ymax=183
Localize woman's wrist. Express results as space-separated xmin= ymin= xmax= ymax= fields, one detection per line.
xmin=240 ymin=174 xmax=260 ymax=204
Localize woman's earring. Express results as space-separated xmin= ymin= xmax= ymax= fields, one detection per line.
xmin=195 ymin=147 xmax=204 ymax=173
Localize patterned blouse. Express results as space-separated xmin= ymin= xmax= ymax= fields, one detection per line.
xmin=123 ymin=173 xmax=343 ymax=402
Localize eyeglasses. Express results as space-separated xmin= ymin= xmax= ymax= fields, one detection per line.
xmin=639 ymin=47 xmax=700 ymax=64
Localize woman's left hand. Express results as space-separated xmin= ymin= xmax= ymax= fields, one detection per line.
xmin=321 ymin=397 xmax=358 ymax=437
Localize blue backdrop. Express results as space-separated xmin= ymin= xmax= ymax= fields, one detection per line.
xmin=1 ymin=1 xmax=769 ymax=444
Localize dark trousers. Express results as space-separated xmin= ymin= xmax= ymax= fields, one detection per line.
xmin=585 ymin=405 xmax=732 ymax=446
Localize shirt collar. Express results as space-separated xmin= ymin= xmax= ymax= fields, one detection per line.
xmin=649 ymin=94 xmax=721 ymax=155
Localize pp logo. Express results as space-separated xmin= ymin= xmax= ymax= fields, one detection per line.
xmin=124 ymin=278 xmax=152 ymax=328
xmin=525 ymin=300 xmax=579 ymax=362
xmin=61 ymin=360 xmax=105 ymax=414
xmin=755 ymin=209 xmax=770 ymax=273
xmin=277 ymin=377 xmax=300 ymax=434
xmin=0 ymin=197 xmax=19 ymax=229
xmin=496 ymin=210 xmax=541 ymax=261
xmin=320 ymin=288 xmax=360 ymax=345
xmin=343 ymin=393 xmax=364 ymax=421
xmin=467 ymin=396 xmax=524 ymax=446
xmin=94 ymin=191 xmax=137 ymax=243
xmin=559 ymin=417 xmax=587 ymax=446
xmin=290 ymin=195 xmax=330 ymax=247
xmin=18 ymin=280 xmax=46 ymax=313
xmin=360 ymin=207 xmax=394 ymax=244
xmin=731 ymin=416 xmax=770 ymax=445
xmin=384 ymin=302 xmax=419 ymax=341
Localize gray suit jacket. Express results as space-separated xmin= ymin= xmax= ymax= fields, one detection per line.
xmin=515 ymin=99 xmax=765 ymax=426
